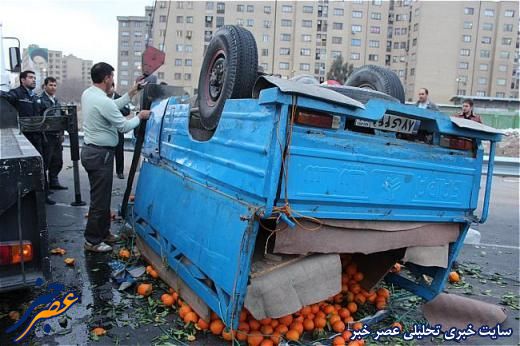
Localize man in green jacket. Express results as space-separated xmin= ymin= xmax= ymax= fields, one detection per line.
xmin=81 ymin=62 xmax=150 ymax=253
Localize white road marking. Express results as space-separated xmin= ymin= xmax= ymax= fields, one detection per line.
xmin=474 ymin=242 xmax=520 ymax=250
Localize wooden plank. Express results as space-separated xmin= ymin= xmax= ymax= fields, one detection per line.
xmin=136 ymin=236 xmax=210 ymax=322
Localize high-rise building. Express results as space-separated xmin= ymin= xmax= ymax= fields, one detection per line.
xmin=116 ymin=6 xmax=153 ymax=93
xmin=149 ymin=1 xmax=519 ymax=103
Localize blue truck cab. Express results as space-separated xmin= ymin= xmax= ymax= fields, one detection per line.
xmin=133 ymin=81 xmax=502 ymax=328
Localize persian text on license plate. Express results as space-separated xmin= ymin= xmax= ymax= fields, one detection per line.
xmin=355 ymin=114 xmax=421 ymax=134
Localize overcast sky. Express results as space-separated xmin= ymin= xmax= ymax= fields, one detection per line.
xmin=0 ymin=0 xmax=152 ymax=67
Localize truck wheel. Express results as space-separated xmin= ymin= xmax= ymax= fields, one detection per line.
xmin=321 ymin=85 xmax=399 ymax=104
xmin=197 ymin=25 xmax=258 ymax=131
xmin=345 ymin=65 xmax=405 ymax=103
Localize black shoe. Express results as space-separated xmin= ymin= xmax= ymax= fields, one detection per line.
xmin=49 ymin=183 xmax=68 ymax=190
xmin=117 ymin=173 xmax=125 ymax=179
xmin=45 ymin=197 xmax=56 ymax=205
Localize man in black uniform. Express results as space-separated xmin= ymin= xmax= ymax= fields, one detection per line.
xmin=39 ymin=77 xmax=67 ymax=190
xmin=0 ymin=70 xmax=55 ymax=204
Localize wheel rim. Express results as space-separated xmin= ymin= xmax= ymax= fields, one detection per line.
xmin=205 ymin=50 xmax=226 ymax=107
xmin=357 ymin=83 xmax=377 ymax=90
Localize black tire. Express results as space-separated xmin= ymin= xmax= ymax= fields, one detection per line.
xmin=321 ymin=85 xmax=399 ymax=104
xmin=197 ymin=25 xmax=258 ymax=131
xmin=345 ymin=65 xmax=405 ymax=103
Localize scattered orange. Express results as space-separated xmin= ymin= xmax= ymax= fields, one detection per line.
xmin=209 ymin=319 xmax=225 ymax=335
xmin=285 ymin=329 xmax=300 ymax=341
xmin=137 ymin=283 xmax=152 ymax=297
xmin=118 ymin=248 xmax=130 ymax=260
xmin=391 ymin=263 xmax=402 ymax=273
xmin=149 ymin=269 xmax=159 ymax=279
xmin=303 ymin=318 xmax=314 ymax=331
xmin=270 ymin=331 xmax=282 ymax=344
xmin=338 ymin=308 xmax=350 ymax=319
xmin=92 ymin=327 xmax=106 ymax=336
xmin=247 ymin=331 xmax=264 ymax=346
xmin=290 ymin=321 xmax=304 ymax=335
xmin=8 ymin=311 xmax=20 ymax=321
xmin=333 ymin=335 xmax=346 ymax=345
xmin=160 ymin=293 xmax=175 ymax=307
xmin=279 ymin=314 xmax=293 ymax=326
xmin=260 ymin=339 xmax=274 ymax=346
xmin=376 ymin=288 xmax=390 ymax=299
xmin=183 ymin=311 xmax=199 ymax=324
xmin=260 ymin=324 xmax=273 ymax=335
xmin=314 ymin=316 xmax=326 ymax=329
xmin=196 ymin=319 xmax=209 ymax=330
xmin=275 ymin=324 xmax=288 ymax=334
xmin=260 ymin=317 xmax=272 ymax=325
xmin=391 ymin=322 xmax=403 ymax=332
xmin=179 ymin=305 xmax=192 ymax=318
xmin=448 ymin=271 xmax=460 ymax=283
xmin=352 ymin=322 xmax=363 ymax=331
xmin=64 ymin=258 xmax=75 ymax=266
xmin=346 ymin=302 xmax=357 ymax=314
xmin=376 ymin=301 xmax=387 ymax=310
xmin=342 ymin=330 xmax=353 ymax=341
xmin=221 ymin=328 xmax=235 ymax=341
xmin=329 ymin=314 xmax=342 ymax=325
xmin=300 ymin=306 xmax=312 ymax=316
xmin=353 ymin=272 xmax=364 ymax=282
xmin=249 ymin=319 xmax=261 ymax=331
xmin=332 ymin=320 xmax=346 ymax=333
xmin=240 ymin=310 xmax=248 ymax=322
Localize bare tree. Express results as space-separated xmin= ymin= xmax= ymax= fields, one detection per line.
xmin=326 ymin=55 xmax=354 ymax=84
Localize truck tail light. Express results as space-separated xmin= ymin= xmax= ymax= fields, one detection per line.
xmin=295 ymin=111 xmax=340 ymax=129
xmin=0 ymin=241 xmax=33 ymax=265
xmin=440 ymin=136 xmax=474 ymax=151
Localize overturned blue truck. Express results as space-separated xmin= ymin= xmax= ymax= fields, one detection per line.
xmin=127 ymin=26 xmax=503 ymax=329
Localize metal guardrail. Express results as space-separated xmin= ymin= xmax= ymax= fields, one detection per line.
xmin=483 ymin=156 xmax=520 ymax=177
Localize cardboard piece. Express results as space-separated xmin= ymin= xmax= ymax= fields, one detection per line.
xmin=422 ymin=293 xmax=508 ymax=330
xmin=274 ymin=220 xmax=459 ymax=258
xmin=244 ymin=254 xmax=341 ymax=319
xmin=403 ymin=245 xmax=450 ymax=268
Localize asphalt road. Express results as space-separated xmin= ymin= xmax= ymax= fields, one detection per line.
xmin=0 ymin=150 xmax=518 ymax=346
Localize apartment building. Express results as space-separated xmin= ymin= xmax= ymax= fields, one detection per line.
xmin=116 ymin=6 xmax=153 ymax=93
xmin=149 ymin=0 xmax=518 ymax=103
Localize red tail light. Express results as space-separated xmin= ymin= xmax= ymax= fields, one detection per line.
xmin=295 ymin=111 xmax=340 ymax=129
xmin=441 ymin=136 xmax=474 ymax=151
xmin=0 ymin=241 xmax=33 ymax=265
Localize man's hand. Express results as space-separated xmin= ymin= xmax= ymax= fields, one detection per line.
xmin=138 ymin=110 xmax=151 ymax=120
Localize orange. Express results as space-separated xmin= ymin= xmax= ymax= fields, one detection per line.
xmin=315 ymin=311 xmax=326 ymax=319
xmin=376 ymin=301 xmax=387 ymax=310
xmin=8 ymin=311 xmax=20 ymax=321
xmin=240 ymin=310 xmax=248 ymax=322
xmin=329 ymin=314 xmax=342 ymax=325
xmin=161 ymin=293 xmax=175 ymax=307
xmin=342 ymin=330 xmax=353 ymax=341
xmin=367 ymin=293 xmax=377 ymax=304
xmin=333 ymin=336 xmax=346 ymax=345
xmin=347 ymin=302 xmax=357 ymax=314
xmin=332 ymin=320 xmax=346 ymax=333
xmin=209 ymin=319 xmax=225 ymax=335
xmin=376 ymin=288 xmax=390 ymax=299
xmin=196 ymin=319 xmax=209 ymax=330
xmin=145 ymin=265 xmax=154 ymax=274
xmin=260 ymin=324 xmax=273 ymax=335
xmin=184 ymin=311 xmax=198 ymax=324
xmin=149 ymin=269 xmax=159 ymax=279
xmin=270 ymin=332 xmax=282 ymax=344
xmin=345 ymin=263 xmax=357 ymax=276
xmin=334 ymin=294 xmax=344 ymax=304
xmin=221 ymin=328 xmax=235 ymax=341
xmin=247 ymin=331 xmax=264 ymax=346
xmin=91 ymin=327 xmax=106 ymax=336
xmin=293 ymin=315 xmax=304 ymax=323
xmin=236 ymin=330 xmax=248 ymax=342
xmin=448 ymin=271 xmax=460 ymax=283
xmin=338 ymin=308 xmax=350 ymax=319
xmin=314 ymin=316 xmax=326 ymax=329
xmin=270 ymin=319 xmax=279 ymax=328
xmin=238 ymin=321 xmax=251 ymax=333
xmin=344 ymin=316 xmax=354 ymax=323
xmin=341 ymin=284 xmax=349 ymax=293
xmin=289 ymin=322 xmax=304 ymax=335
xmin=391 ymin=322 xmax=403 ymax=332
xmin=249 ymin=319 xmax=261 ymax=331
xmin=354 ymin=294 xmax=366 ymax=305
xmin=323 ymin=304 xmax=335 ymax=315
xmin=260 ymin=339 xmax=274 ymax=346
xmin=275 ymin=324 xmax=288 ymax=334
xmin=349 ymin=284 xmax=361 ymax=294
xmin=278 ymin=314 xmax=293 ymax=326
xmin=353 ymin=272 xmax=364 ymax=282
xmin=171 ymin=292 xmax=179 ymax=301
xmin=346 ymin=292 xmax=355 ymax=302
xmin=301 ymin=306 xmax=312 ymax=316
xmin=118 ymin=248 xmax=130 ymax=260
xmin=311 ymin=304 xmax=320 ymax=314
xmin=137 ymin=283 xmax=152 ymax=297
xmin=210 ymin=311 xmax=219 ymax=321
xmin=285 ymin=329 xmax=300 ymax=341
xmin=179 ymin=305 xmax=192 ymax=318
xmin=391 ymin=263 xmax=402 ymax=273
xmin=259 ymin=317 xmax=272 ymax=326
xmin=352 ymin=322 xmax=363 ymax=331
xmin=303 ymin=318 xmax=314 ymax=331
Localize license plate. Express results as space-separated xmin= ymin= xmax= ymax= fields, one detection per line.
xmin=355 ymin=114 xmax=421 ymax=134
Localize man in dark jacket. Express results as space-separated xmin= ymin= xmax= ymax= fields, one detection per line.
xmin=0 ymin=70 xmax=55 ymax=204
xmin=40 ymin=77 xmax=67 ymax=190
xmin=454 ymin=98 xmax=482 ymax=123
xmin=107 ymin=83 xmax=131 ymax=179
